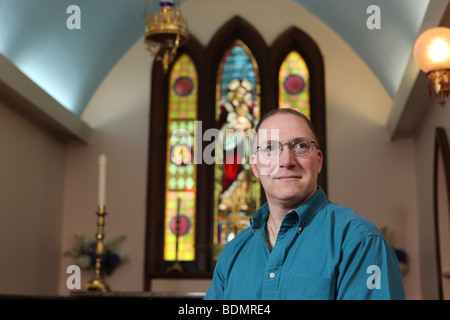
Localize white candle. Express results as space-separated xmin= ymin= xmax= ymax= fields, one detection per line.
xmin=98 ymin=153 xmax=108 ymax=206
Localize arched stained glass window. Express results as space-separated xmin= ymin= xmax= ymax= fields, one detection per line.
xmin=163 ymin=54 xmax=198 ymax=262
xmin=279 ymin=51 xmax=310 ymax=118
xmin=145 ymin=18 xmax=325 ymax=285
xmin=214 ymin=40 xmax=261 ymax=246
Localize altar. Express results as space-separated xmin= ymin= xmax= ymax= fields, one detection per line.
xmin=70 ymin=290 xmax=206 ymax=300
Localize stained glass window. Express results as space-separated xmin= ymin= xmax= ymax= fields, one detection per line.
xmin=213 ymin=40 xmax=261 ymax=246
xmin=279 ymin=51 xmax=310 ymax=119
xmin=147 ymin=18 xmax=326 ymax=280
xmin=163 ymin=54 xmax=197 ymax=261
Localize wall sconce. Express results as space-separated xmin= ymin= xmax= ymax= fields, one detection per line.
xmin=413 ymin=27 xmax=450 ymax=107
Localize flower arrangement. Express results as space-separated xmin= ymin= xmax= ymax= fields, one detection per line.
xmin=379 ymin=226 xmax=409 ymax=276
xmin=64 ymin=233 xmax=128 ymax=276
xmin=211 ymin=243 xmax=226 ymax=261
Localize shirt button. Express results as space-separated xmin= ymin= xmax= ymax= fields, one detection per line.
xmin=269 ymin=272 xmax=275 ymax=278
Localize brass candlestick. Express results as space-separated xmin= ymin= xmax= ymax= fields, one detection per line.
xmin=83 ymin=205 xmax=111 ymax=292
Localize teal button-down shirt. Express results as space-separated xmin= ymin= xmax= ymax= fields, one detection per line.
xmin=204 ymin=187 xmax=405 ymax=300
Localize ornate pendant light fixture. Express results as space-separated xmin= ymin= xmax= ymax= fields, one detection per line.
xmin=143 ymin=0 xmax=189 ymax=73
xmin=413 ymin=27 xmax=450 ymax=107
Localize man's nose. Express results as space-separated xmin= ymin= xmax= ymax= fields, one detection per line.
xmin=278 ymin=145 xmax=296 ymax=168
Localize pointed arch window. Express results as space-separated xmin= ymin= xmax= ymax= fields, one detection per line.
xmin=279 ymin=51 xmax=310 ymax=118
xmin=145 ymin=17 xmax=326 ymax=287
xmin=214 ymin=39 xmax=261 ymax=246
xmin=163 ymin=54 xmax=198 ymax=262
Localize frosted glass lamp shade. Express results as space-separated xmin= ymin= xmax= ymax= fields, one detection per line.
xmin=413 ymin=27 xmax=450 ymax=73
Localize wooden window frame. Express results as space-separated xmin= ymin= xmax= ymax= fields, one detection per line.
xmin=433 ymin=127 xmax=450 ymax=299
xmin=144 ymin=16 xmax=326 ymax=290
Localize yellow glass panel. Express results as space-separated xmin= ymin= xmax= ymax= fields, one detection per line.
xmin=163 ymin=54 xmax=197 ymax=261
xmin=278 ymin=51 xmax=310 ymax=119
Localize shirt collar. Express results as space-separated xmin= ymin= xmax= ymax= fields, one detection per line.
xmin=250 ymin=186 xmax=328 ymax=232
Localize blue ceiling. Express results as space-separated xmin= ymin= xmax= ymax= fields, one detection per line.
xmin=0 ymin=0 xmax=429 ymax=116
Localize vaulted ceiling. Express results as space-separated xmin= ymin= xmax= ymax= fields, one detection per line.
xmin=0 ymin=0 xmax=431 ymax=116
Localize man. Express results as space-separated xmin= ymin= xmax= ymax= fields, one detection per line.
xmin=204 ymin=108 xmax=405 ymax=300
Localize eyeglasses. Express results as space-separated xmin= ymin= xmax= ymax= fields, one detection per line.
xmin=257 ymin=137 xmax=317 ymax=159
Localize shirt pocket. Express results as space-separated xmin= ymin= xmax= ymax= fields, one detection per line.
xmin=282 ymin=274 xmax=335 ymax=300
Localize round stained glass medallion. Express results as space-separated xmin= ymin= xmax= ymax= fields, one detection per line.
xmin=169 ymin=215 xmax=191 ymax=236
xmin=284 ymin=75 xmax=305 ymax=95
xmin=174 ymin=77 xmax=194 ymax=96
xmin=170 ymin=144 xmax=192 ymax=166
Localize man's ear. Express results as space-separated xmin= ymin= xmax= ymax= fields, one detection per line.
xmin=317 ymin=150 xmax=323 ymax=174
xmin=250 ymin=154 xmax=259 ymax=178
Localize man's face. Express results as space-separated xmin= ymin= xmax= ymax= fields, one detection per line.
xmin=250 ymin=113 xmax=323 ymax=208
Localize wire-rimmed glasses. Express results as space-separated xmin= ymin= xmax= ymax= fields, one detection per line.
xmin=257 ymin=137 xmax=317 ymax=159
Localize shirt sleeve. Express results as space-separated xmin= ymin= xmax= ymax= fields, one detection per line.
xmin=336 ymin=234 xmax=405 ymax=300
xmin=204 ymin=254 xmax=226 ymax=300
